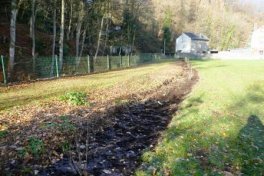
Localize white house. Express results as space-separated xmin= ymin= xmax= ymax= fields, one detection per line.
xmin=175 ymin=32 xmax=209 ymax=54
xmin=251 ymin=27 xmax=264 ymax=54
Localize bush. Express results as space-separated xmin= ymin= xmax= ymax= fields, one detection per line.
xmin=60 ymin=91 xmax=88 ymax=106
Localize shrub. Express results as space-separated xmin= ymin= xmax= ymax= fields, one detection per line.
xmin=60 ymin=91 xmax=88 ymax=106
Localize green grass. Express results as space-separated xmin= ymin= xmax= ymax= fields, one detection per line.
xmin=138 ymin=60 xmax=264 ymax=176
xmin=0 ymin=61 xmax=175 ymax=112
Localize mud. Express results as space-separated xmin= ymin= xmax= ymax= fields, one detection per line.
xmin=38 ymin=62 xmax=198 ymax=176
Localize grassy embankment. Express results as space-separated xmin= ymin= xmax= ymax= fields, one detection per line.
xmin=0 ymin=61 xmax=176 ymax=112
xmin=1 ymin=59 xmax=263 ymax=175
xmin=138 ymin=60 xmax=264 ymax=175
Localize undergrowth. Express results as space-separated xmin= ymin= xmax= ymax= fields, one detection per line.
xmin=60 ymin=91 xmax=88 ymax=106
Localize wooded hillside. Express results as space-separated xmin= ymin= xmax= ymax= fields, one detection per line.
xmin=150 ymin=0 xmax=257 ymax=50
xmin=0 ymin=0 xmax=263 ymax=80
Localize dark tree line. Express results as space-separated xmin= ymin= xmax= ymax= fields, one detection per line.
xmin=2 ymin=0 xmax=260 ymax=80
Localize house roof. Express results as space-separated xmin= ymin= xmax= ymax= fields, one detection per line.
xmin=183 ymin=32 xmax=209 ymax=41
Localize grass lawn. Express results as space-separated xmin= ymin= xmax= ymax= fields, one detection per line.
xmin=137 ymin=60 xmax=264 ymax=176
xmin=0 ymin=61 xmax=176 ymax=112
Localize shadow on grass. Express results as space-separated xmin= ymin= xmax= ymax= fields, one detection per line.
xmin=237 ymin=115 xmax=264 ymax=175
xmin=140 ymin=116 xmax=263 ymax=175
xmin=137 ymin=82 xmax=264 ymax=175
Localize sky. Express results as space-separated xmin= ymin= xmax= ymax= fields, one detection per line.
xmin=240 ymin=0 xmax=264 ymax=12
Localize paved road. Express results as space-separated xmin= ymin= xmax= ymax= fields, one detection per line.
xmin=210 ymin=48 xmax=264 ymax=60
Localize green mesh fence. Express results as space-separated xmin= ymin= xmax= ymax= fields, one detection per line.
xmin=110 ymin=56 xmax=122 ymax=69
xmin=94 ymin=56 xmax=109 ymax=72
xmin=0 ymin=53 xmax=170 ymax=84
xmin=35 ymin=57 xmax=56 ymax=78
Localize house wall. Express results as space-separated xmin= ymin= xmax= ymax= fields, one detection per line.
xmin=191 ymin=41 xmax=209 ymax=53
xmin=176 ymin=34 xmax=191 ymax=53
xmin=251 ymin=27 xmax=264 ymax=53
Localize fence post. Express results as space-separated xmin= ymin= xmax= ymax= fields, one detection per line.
xmin=1 ymin=55 xmax=7 ymax=85
xmin=91 ymin=56 xmax=94 ymax=73
xmin=87 ymin=55 xmax=90 ymax=73
xmin=128 ymin=54 xmax=130 ymax=67
xmin=55 ymin=55 xmax=59 ymax=78
xmin=107 ymin=55 xmax=111 ymax=70
xmin=120 ymin=55 xmax=122 ymax=68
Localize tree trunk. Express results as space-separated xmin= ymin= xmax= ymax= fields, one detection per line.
xmin=125 ymin=0 xmax=131 ymax=51
xmin=59 ymin=0 xmax=65 ymax=71
xmin=163 ymin=39 xmax=166 ymax=55
xmin=29 ymin=17 xmax=32 ymax=38
xmin=31 ymin=0 xmax=36 ymax=74
xmin=79 ymin=25 xmax=87 ymax=64
xmin=75 ymin=24 xmax=81 ymax=58
xmin=75 ymin=2 xmax=84 ymax=60
xmin=103 ymin=0 xmax=111 ymax=55
xmin=103 ymin=18 xmax=109 ymax=55
xmin=94 ymin=16 xmax=104 ymax=61
xmin=9 ymin=0 xmax=18 ymax=81
xmin=131 ymin=29 xmax=136 ymax=54
xmin=66 ymin=0 xmax=73 ymax=40
xmin=75 ymin=22 xmax=82 ymax=67
xmin=51 ymin=0 xmax=57 ymax=77
xmin=75 ymin=1 xmax=85 ymax=67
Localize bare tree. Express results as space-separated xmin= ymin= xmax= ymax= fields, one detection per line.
xmin=66 ymin=0 xmax=73 ymax=40
xmin=59 ymin=0 xmax=65 ymax=71
xmin=9 ymin=0 xmax=18 ymax=80
xmin=75 ymin=1 xmax=85 ymax=66
xmin=79 ymin=23 xmax=88 ymax=65
xmin=31 ymin=0 xmax=36 ymax=73
xmin=94 ymin=15 xmax=105 ymax=60
xmin=50 ymin=0 xmax=57 ymax=76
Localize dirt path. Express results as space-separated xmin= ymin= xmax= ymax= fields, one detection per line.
xmin=1 ymin=61 xmax=198 ymax=175
xmin=39 ymin=62 xmax=198 ymax=176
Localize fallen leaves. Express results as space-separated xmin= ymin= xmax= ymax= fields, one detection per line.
xmin=0 ymin=61 xmax=198 ymax=175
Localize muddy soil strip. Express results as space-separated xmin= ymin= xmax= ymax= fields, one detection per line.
xmin=38 ymin=62 xmax=198 ymax=176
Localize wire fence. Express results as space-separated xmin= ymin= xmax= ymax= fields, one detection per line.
xmin=0 ymin=53 xmax=171 ymax=85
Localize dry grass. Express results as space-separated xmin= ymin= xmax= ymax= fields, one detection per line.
xmin=0 ymin=61 xmax=180 ymax=112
